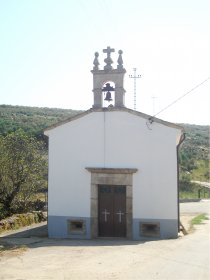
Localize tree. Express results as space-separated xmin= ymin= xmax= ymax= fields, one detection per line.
xmin=0 ymin=130 xmax=47 ymax=217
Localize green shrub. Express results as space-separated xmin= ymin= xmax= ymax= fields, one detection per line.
xmin=0 ymin=212 xmax=47 ymax=233
xmin=0 ymin=206 xmax=10 ymax=220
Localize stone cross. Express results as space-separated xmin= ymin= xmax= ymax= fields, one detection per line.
xmin=103 ymin=46 xmax=115 ymax=56
xmin=102 ymin=209 xmax=110 ymax=222
xmin=103 ymin=46 xmax=115 ymax=71
xmin=116 ymin=210 xmax=124 ymax=223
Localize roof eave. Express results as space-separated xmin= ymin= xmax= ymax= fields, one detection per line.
xmin=43 ymin=106 xmax=184 ymax=135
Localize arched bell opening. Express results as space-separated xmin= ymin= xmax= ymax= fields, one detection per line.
xmin=102 ymin=81 xmax=115 ymax=108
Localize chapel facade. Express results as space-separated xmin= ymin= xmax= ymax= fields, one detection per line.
xmin=44 ymin=47 xmax=184 ymax=240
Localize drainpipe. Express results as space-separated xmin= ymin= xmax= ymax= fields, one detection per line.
xmin=177 ymin=132 xmax=185 ymax=232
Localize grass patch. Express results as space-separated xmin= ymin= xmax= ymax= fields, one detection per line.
xmin=189 ymin=213 xmax=209 ymax=233
xmin=179 ymin=191 xmax=200 ymax=199
xmin=179 ymin=186 xmax=210 ymax=199
xmin=179 ymin=176 xmax=210 ymax=199
xmin=191 ymin=214 xmax=209 ymax=225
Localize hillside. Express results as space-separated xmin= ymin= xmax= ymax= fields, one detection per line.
xmin=0 ymin=104 xmax=209 ymax=182
xmin=179 ymin=123 xmax=209 ymax=182
xmin=0 ymin=105 xmax=83 ymax=140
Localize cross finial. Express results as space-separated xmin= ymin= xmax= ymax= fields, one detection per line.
xmin=103 ymin=46 xmax=115 ymax=71
xmin=103 ymin=46 xmax=115 ymax=55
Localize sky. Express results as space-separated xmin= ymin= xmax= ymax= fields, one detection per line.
xmin=0 ymin=0 xmax=209 ymax=125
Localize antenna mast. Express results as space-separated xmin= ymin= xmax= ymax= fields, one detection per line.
xmin=129 ymin=68 xmax=141 ymax=110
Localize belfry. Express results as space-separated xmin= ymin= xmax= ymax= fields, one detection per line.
xmin=91 ymin=46 xmax=126 ymax=108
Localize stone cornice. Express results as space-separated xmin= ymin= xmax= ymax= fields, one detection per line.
xmin=85 ymin=168 xmax=138 ymax=174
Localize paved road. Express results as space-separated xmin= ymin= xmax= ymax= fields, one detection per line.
xmin=0 ymin=221 xmax=209 ymax=280
xmin=180 ymin=199 xmax=210 ymax=215
xmin=0 ymin=201 xmax=209 ymax=280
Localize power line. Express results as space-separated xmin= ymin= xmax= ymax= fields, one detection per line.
xmin=153 ymin=77 xmax=210 ymax=118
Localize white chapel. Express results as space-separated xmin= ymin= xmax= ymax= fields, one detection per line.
xmin=44 ymin=47 xmax=184 ymax=240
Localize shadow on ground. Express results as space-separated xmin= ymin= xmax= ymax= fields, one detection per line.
xmin=1 ymin=224 xmax=48 ymax=238
xmin=0 ymin=222 xmax=152 ymax=249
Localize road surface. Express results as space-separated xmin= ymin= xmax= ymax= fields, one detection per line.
xmin=0 ymin=200 xmax=209 ymax=280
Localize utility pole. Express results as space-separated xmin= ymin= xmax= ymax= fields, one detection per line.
xmin=129 ymin=68 xmax=141 ymax=110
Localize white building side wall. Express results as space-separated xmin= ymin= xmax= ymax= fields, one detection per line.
xmin=47 ymin=111 xmax=179 ymax=220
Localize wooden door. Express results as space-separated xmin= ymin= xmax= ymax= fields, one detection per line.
xmin=98 ymin=185 xmax=126 ymax=237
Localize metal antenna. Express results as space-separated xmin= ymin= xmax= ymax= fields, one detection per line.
xmin=129 ymin=68 xmax=141 ymax=110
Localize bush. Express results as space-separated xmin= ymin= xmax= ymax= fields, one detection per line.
xmin=0 ymin=211 xmax=47 ymax=233
xmin=0 ymin=206 xmax=10 ymax=220
xmin=11 ymin=199 xmax=46 ymax=214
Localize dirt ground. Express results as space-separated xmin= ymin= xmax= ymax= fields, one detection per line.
xmin=0 ymin=201 xmax=209 ymax=280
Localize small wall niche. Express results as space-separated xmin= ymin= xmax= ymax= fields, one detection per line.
xmin=67 ymin=220 xmax=86 ymax=235
xmin=140 ymin=222 xmax=160 ymax=237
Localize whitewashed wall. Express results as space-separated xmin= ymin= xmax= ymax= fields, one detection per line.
xmin=46 ymin=110 xmax=180 ymax=220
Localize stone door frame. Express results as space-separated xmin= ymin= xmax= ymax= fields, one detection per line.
xmin=86 ymin=168 xmax=137 ymax=239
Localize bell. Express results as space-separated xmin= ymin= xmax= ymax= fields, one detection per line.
xmin=104 ymin=91 xmax=113 ymax=102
